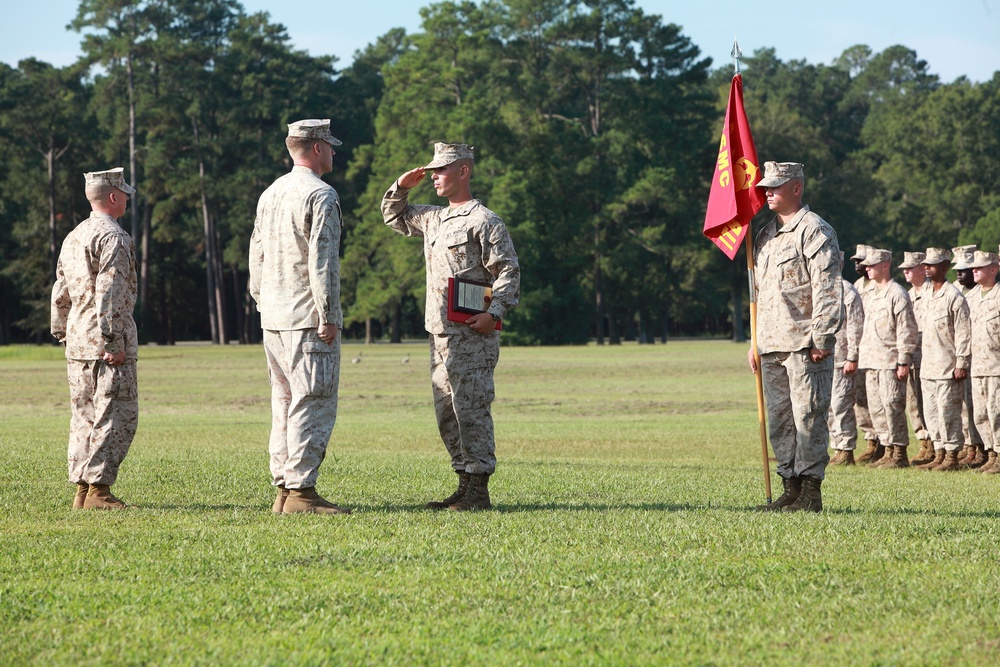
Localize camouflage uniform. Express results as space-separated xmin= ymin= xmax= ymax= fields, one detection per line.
xmin=919 ymin=281 xmax=970 ymax=453
xmin=51 ymin=211 xmax=139 ymax=487
xmin=954 ymin=278 xmax=983 ymax=449
xmin=828 ymin=279 xmax=863 ymax=452
xmin=249 ymin=165 xmax=343 ymax=490
xmin=858 ymin=279 xmax=919 ymax=450
xmin=382 ymin=180 xmax=520 ymax=476
xmin=853 ymin=274 xmax=878 ymax=445
xmin=754 ymin=205 xmax=842 ymax=481
xmin=906 ymin=281 xmax=930 ymax=441
xmin=968 ymin=278 xmax=1000 ymax=455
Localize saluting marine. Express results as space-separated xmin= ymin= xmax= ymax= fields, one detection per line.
xmin=382 ymin=143 xmax=520 ymax=511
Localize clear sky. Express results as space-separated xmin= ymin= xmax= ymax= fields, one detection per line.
xmin=2 ymin=0 xmax=997 ymax=83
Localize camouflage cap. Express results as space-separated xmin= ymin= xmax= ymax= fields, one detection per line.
xmin=84 ymin=167 xmax=135 ymax=195
xmin=967 ymin=250 xmax=999 ymax=269
xmin=898 ymin=251 xmax=926 ymax=269
xmin=756 ymin=161 xmax=804 ymax=188
xmin=850 ymin=244 xmax=870 ymax=261
xmin=952 ymin=245 xmax=977 ymax=270
xmin=922 ymin=248 xmax=952 ymax=265
xmin=425 ymin=142 xmax=475 ymax=169
xmin=287 ymin=119 xmax=341 ymax=146
xmin=861 ymin=248 xmax=891 ymax=266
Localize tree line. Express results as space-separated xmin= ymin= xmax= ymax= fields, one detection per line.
xmin=1 ymin=0 xmax=997 ymax=346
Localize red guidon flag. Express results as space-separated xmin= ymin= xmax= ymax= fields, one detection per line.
xmin=703 ymin=74 xmax=765 ymax=259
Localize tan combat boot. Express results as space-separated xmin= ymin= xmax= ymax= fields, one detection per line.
xmin=426 ymin=472 xmax=471 ymax=509
xmin=916 ymin=448 xmax=945 ymax=470
xmin=868 ymin=445 xmax=893 ymax=468
xmin=957 ymin=445 xmax=975 ymax=466
xmin=840 ymin=450 xmax=856 ymax=466
xmin=449 ymin=473 xmax=492 ymax=511
xmin=967 ymin=446 xmax=988 ymax=469
xmin=933 ymin=449 xmax=961 ymax=472
xmin=83 ymin=484 xmax=128 ymax=510
xmin=272 ymin=485 xmax=289 ymax=514
xmin=882 ymin=445 xmax=909 ymax=469
xmin=73 ymin=482 xmax=89 ymax=510
xmin=857 ymin=440 xmax=880 ymax=463
xmin=754 ymin=476 xmax=802 ymax=511
xmin=783 ymin=476 xmax=823 ymax=513
xmin=978 ymin=450 xmax=999 ymax=474
xmin=910 ymin=439 xmax=934 ymax=466
xmin=829 ymin=450 xmax=845 ymax=465
xmin=282 ymin=487 xmax=351 ymax=515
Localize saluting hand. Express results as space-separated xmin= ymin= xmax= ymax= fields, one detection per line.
xmin=397 ymin=167 xmax=426 ymax=189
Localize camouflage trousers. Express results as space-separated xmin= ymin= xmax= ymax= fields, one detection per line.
xmin=865 ymin=369 xmax=908 ymax=448
xmin=828 ymin=365 xmax=858 ymax=451
xmin=761 ymin=350 xmax=833 ymax=481
xmin=854 ymin=370 xmax=876 ymax=443
xmin=961 ymin=376 xmax=983 ymax=447
xmin=905 ymin=361 xmax=929 ymax=440
xmin=263 ymin=329 xmax=340 ymax=490
xmin=66 ymin=359 xmax=138 ymax=486
xmin=921 ymin=377 xmax=964 ymax=451
xmin=430 ymin=330 xmax=500 ymax=475
xmin=972 ymin=376 xmax=1000 ymax=453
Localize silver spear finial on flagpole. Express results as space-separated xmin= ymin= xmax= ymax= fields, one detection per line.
xmin=732 ymin=36 xmax=743 ymax=74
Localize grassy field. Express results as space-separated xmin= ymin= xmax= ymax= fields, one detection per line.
xmin=1 ymin=340 xmax=999 ymax=666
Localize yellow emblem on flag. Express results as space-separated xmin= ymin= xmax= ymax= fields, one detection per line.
xmin=734 ymin=158 xmax=758 ymax=191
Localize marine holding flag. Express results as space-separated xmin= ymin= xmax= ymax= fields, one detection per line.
xmin=747 ymin=162 xmax=843 ymax=513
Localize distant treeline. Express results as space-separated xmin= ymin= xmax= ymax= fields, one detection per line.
xmin=1 ymin=0 xmax=997 ymax=346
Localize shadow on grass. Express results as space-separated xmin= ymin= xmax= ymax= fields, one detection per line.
xmin=363 ymin=502 xmax=1000 ymax=518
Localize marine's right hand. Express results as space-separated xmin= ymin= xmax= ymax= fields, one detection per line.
xmin=747 ymin=347 xmax=758 ymax=374
xmin=397 ymin=167 xmax=426 ymax=189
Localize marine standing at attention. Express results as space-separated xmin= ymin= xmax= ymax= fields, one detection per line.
xmin=857 ymin=249 xmax=919 ymax=469
xmin=51 ymin=168 xmax=138 ymax=510
xmin=249 ymin=119 xmax=350 ymax=515
xmin=747 ymin=161 xmax=842 ymax=513
xmin=967 ymin=250 xmax=1000 ymax=474
xmin=828 ymin=252 xmax=864 ymax=466
xmin=913 ymin=248 xmax=970 ymax=471
xmin=382 ymin=143 xmax=520 ymax=511
xmin=850 ymin=244 xmax=881 ymax=462
xmin=899 ymin=251 xmax=932 ymax=462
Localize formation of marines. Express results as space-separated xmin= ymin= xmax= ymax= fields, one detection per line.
xmin=828 ymin=243 xmax=1000 ymax=474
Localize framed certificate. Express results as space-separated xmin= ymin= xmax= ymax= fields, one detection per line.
xmin=447 ymin=278 xmax=502 ymax=330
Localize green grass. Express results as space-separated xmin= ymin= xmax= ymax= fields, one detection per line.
xmin=2 ymin=341 xmax=999 ymax=666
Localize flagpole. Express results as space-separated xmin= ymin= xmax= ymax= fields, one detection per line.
xmin=744 ymin=230 xmax=772 ymax=505
xmin=733 ymin=36 xmax=772 ymax=504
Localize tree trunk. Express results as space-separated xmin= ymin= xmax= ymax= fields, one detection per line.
xmin=594 ymin=222 xmax=604 ymax=344
xmin=127 ymin=44 xmax=140 ymax=245
xmin=212 ymin=221 xmax=227 ymax=343
xmin=139 ymin=201 xmax=152 ymax=342
xmin=731 ymin=277 xmax=746 ymax=343
xmin=365 ymin=318 xmax=374 ymax=345
xmin=192 ymin=116 xmax=225 ymax=344
xmin=47 ymin=146 xmax=57 ymax=283
xmin=231 ymin=266 xmax=245 ymax=344
xmin=391 ymin=303 xmax=402 ymax=343
xmin=661 ymin=302 xmax=669 ymax=344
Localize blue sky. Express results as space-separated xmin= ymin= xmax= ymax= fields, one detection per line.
xmin=2 ymin=1 xmax=997 ymax=83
